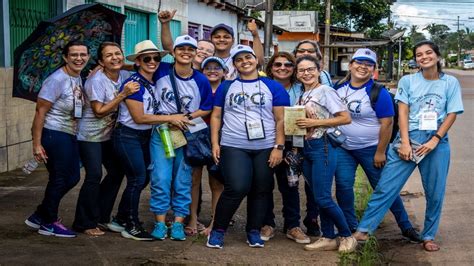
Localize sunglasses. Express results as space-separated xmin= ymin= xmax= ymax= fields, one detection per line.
xmin=273 ymin=62 xmax=294 ymax=68
xmin=296 ymin=48 xmax=316 ymax=54
xmin=142 ymin=56 xmax=161 ymax=63
xmin=353 ymin=59 xmax=375 ymax=67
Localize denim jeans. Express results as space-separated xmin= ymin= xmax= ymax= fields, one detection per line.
xmin=112 ymin=124 xmax=151 ymax=225
xmin=335 ymin=145 xmax=412 ymax=232
xmin=263 ymin=143 xmax=301 ymax=231
xmin=73 ymin=140 xmax=125 ymax=230
xmin=358 ymin=130 xmax=450 ymax=241
xmin=149 ymin=129 xmax=192 ymax=217
xmin=213 ymin=146 xmax=274 ymax=232
xmin=34 ymin=128 xmax=80 ymax=224
xmin=303 ymin=137 xmax=351 ymax=238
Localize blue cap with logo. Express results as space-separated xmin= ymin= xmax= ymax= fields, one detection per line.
xmin=210 ymin=23 xmax=234 ymax=38
xmin=173 ymin=35 xmax=198 ymax=49
xmin=230 ymin=45 xmax=256 ymax=60
xmin=201 ymin=56 xmax=228 ymax=71
xmin=352 ymin=48 xmax=377 ymax=64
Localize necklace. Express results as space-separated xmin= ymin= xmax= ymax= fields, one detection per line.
xmin=175 ymin=67 xmax=193 ymax=78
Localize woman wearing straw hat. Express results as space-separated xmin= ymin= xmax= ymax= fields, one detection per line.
xmin=112 ymin=40 xmax=192 ymax=241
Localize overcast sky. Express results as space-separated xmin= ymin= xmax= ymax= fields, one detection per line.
xmin=390 ymin=0 xmax=474 ymax=35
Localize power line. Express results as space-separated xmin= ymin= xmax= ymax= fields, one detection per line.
xmin=394 ymin=14 xmax=474 ymax=22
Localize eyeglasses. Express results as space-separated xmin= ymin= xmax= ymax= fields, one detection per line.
xmin=296 ymin=48 xmax=316 ymax=54
xmin=142 ymin=56 xmax=161 ymax=63
xmin=203 ymin=66 xmax=223 ymax=72
xmin=353 ymin=59 xmax=375 ymax=67
xmin=273 ymin=62 xmax=294 ymax=68
xmin=297 ymin=67 xmax=318 ymax=74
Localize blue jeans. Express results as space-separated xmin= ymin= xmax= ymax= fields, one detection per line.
xmin=335 ymin=145 xmax=412 ymax=232
xmin=149 ymin=129 xmax=192 ymax=217
xmin=303 ymin=137 xmax=351 ymax=238
xmin=34 ymin=128 xmax=80 ymax=224
xmin=213 ymin=146 xmax=274 ymax=232
xmin=112 ymin=124 xmax=151 ymax=225
xmin=264 ymin=154 xmax=301 ymax=231
xmin=358 ymin=130 xmax=450 ymax=241
xmin=73 ymin=140 xmax=125 ymax=230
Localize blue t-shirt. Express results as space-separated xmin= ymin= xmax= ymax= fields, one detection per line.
xmin=153 ymin=62 xmax=213 ymax=114
xmin=320 ymin=70 xmax=333 ymax=87
xmin=116 ymin=72 xmax=157 ymax=130
xmin=286 ymin=82 xmax=303 ymax=106
xmin=396 ymin=72 xmax=464 ymax=131
xmin=214 ymin=77 xmax=290 ymax=149
xmin=336 ymin=79 xmax=394 ymax=150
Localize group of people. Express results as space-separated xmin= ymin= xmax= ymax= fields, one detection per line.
xmin=25 ymin=9 xmax=463 ymax=254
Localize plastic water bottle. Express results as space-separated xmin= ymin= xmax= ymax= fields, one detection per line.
xmin=22 ymin=159 xmax=39 ymax=175
xmin=159 ymin=123 xmax=175 ymax=158
xmin=286 ymin=165 xmax=299 ymax=187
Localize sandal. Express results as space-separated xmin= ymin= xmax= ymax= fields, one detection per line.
xmin=352 ymin=231 xmax=368 ymax=244
xmin=423 ymin=240 xmax=440 ymax=252
xmin=196 ymin=221 xmax=206 ymax=232
xmin=200 ymin=227 xmax=212 ymax=236
xmin=185 ymin=226 xmax=198 ymax=236
xmin=84 ymin=227 xmax=105 ymax=236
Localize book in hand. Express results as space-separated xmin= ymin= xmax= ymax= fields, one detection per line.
xmin=393 ymin=139 xmax=426 ymax=164
xmin=284 ymin=106 xmax=306 ymax=136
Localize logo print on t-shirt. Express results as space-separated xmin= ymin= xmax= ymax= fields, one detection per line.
xmin=161 ymin=87 xmax=176 ymax=102
xmin=347 ymin=100 xmax=362 ymax=115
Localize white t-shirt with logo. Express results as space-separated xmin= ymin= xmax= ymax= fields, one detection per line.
xmin=116 ymin=72 xmax=156 ymax=130
xmin=335 ymin=80 xmax=394 ymax=150
xmin=77 ymin=70 xmax=131 ymax=142
xmin=152 ymin=62 xmax=213 ymax=114
xmin=38 ymin=68 xmax=82 ymax=135
xmin=298 ymin=84 xmax=346 ymax=140
xmin=214 ymin=77 xmax=290 ymax=149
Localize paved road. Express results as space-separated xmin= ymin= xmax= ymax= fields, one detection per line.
xmin=0 ymin=69 xmax=472 ymax=265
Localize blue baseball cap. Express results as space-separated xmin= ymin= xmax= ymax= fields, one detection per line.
xmin=230 ymin=45 xmax=256 ymax=60
xmin=173 ymin=35 xmax=198 ymax=49
xmin=201 ymin=56 xmax=228 ymax=71
xmin=210 ymin=23 xmax=234 ymax=38
xmin=352 ymin=48 xmax=377 ymax=64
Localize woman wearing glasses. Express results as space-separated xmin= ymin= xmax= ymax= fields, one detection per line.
xmin=260 ymin=52 xmax=310 ymax=244
xmin=294 ymin=55 xmax=356 ymax=253
xmin=333 ymin=48 xmax=421 ymax=242
xmin=207 ymin=45 xmax=289 ymax=249
xmin=294 ymin=40 xmax=333 ymax=87
xmin=113 ymin=40 xmax=191 ymax=241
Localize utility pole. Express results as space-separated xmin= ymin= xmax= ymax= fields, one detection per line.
xmin=264 ymin=0 xmax=273 ymax=60
xmin=324 ymin=0 xmax=331 ymax=72
xmin=457 ymin=16 xmax=461 ymax=66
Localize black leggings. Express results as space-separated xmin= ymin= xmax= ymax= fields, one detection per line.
xmin=213 ymin=146 xmax=274 ymax=232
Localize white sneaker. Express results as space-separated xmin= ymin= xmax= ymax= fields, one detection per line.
xmin=304 ymin=237 xmax=338 ymax=251
xmin=339 ymin=236 xmax=357 ymax=253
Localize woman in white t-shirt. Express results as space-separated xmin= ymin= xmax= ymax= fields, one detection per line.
xmin=25 ymin=41 xmax=90 ymax=238
xmin=72 ymin=42 xmax=138 ymax=236
xmin=294 ymin=55 xmax=356 ymax=253
xmin=206 ymin=45 xmax=289 ymax=249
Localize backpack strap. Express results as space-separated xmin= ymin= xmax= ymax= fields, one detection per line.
xmin=369 ymin=82 xmax=384 ymax=110
xmin=130 ymin=75 xmax=160 ymax=115
xmin=168 ymin=66 xmax=183 ymax=114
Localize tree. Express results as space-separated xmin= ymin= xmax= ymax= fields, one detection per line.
xmin=409 ymin=25 xmax=426 ymax=45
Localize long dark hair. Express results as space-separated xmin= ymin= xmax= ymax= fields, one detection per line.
xmin=295 ymin=55 xmax=322 ymax=84
xmin=413 ymin=40 xmax=443 ymax=75
xmin=265 ymin=51 xmax=296 ymax=84
xmin=293 ymin=40 xmax=323 ymax=61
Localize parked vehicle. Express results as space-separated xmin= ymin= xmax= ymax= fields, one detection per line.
xmin=408 ymin=59 xmax=418 ymax=69
xmin=463 ymin=60 xmax=474 ymax=70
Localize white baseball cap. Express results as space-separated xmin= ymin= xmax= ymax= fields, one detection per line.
xmin=230 ymin=45 xmax=256 ymax=60
xmin=173 ymin=35 xmax=198 ymax=49
xmin=352 ymin=48 xmax=377 ymax=64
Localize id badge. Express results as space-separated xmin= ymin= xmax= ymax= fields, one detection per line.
xmin=245 ymin=119 xmax=265 ymax=140
xmin=419 ymin=111 xmax=437 ymax=130
xmin=292 ymin=135 xmax=304 ymax=148
xmin=73 ymin=98 xmax=83 ymax=119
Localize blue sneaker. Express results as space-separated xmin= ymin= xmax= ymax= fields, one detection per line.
xmin=247 ymin=229 xmax=264 ymax=248
xmin=25 ymin=213 xmax=43 ymax=229
xmin=206 ymin=229 xmax=225 ymax=249
xmin=106 ymin=216 xmax=126 ymax=233
xmin=151 ymin=222 xmax=168 ymax=240
xmin=170 ymin=222 xmax=186 ymax=241
xmin=38 ymin=221 xmax=76 ymax=238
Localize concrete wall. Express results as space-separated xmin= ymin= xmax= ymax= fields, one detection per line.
xmin=0 ymin=67 xmax=36 ymax=172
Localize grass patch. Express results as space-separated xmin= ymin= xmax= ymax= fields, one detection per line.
xmin=338 ymin=166 xmax=384 ymax=265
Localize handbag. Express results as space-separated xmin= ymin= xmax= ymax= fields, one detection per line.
xmin=327 ymin=128 xmax=346 ymax=147
xmin=169 ymin=67 xmax=213 ymax=166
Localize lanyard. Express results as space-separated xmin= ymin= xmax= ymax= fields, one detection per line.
xmin=241 ymin=79 xmax=263 ymax=122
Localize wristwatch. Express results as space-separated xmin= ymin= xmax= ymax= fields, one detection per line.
xmin=274 ymin=144 xmax=285 ymax=150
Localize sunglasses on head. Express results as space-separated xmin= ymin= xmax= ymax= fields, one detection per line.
xmin=273 ymin=62 xmax=294 ymax=68
xmin=141 ymin=55 xmax=161 ymax=63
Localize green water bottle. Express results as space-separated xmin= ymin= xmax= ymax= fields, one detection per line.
xmin=159 ymin=123 xmax=175 ymax=158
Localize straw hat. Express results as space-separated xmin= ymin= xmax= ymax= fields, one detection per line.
xmin=125 ymin=40 xmax=168 ymax=61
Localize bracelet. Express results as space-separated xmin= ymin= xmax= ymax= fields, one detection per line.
xmin=433 ymin=133 xmax=442 ymax=140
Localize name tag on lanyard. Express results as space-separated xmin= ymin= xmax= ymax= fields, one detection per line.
xmin=419 ymin=111 xmax=437 ymax=130
xmin=245 ymin=119 xmax=266 ymax=140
